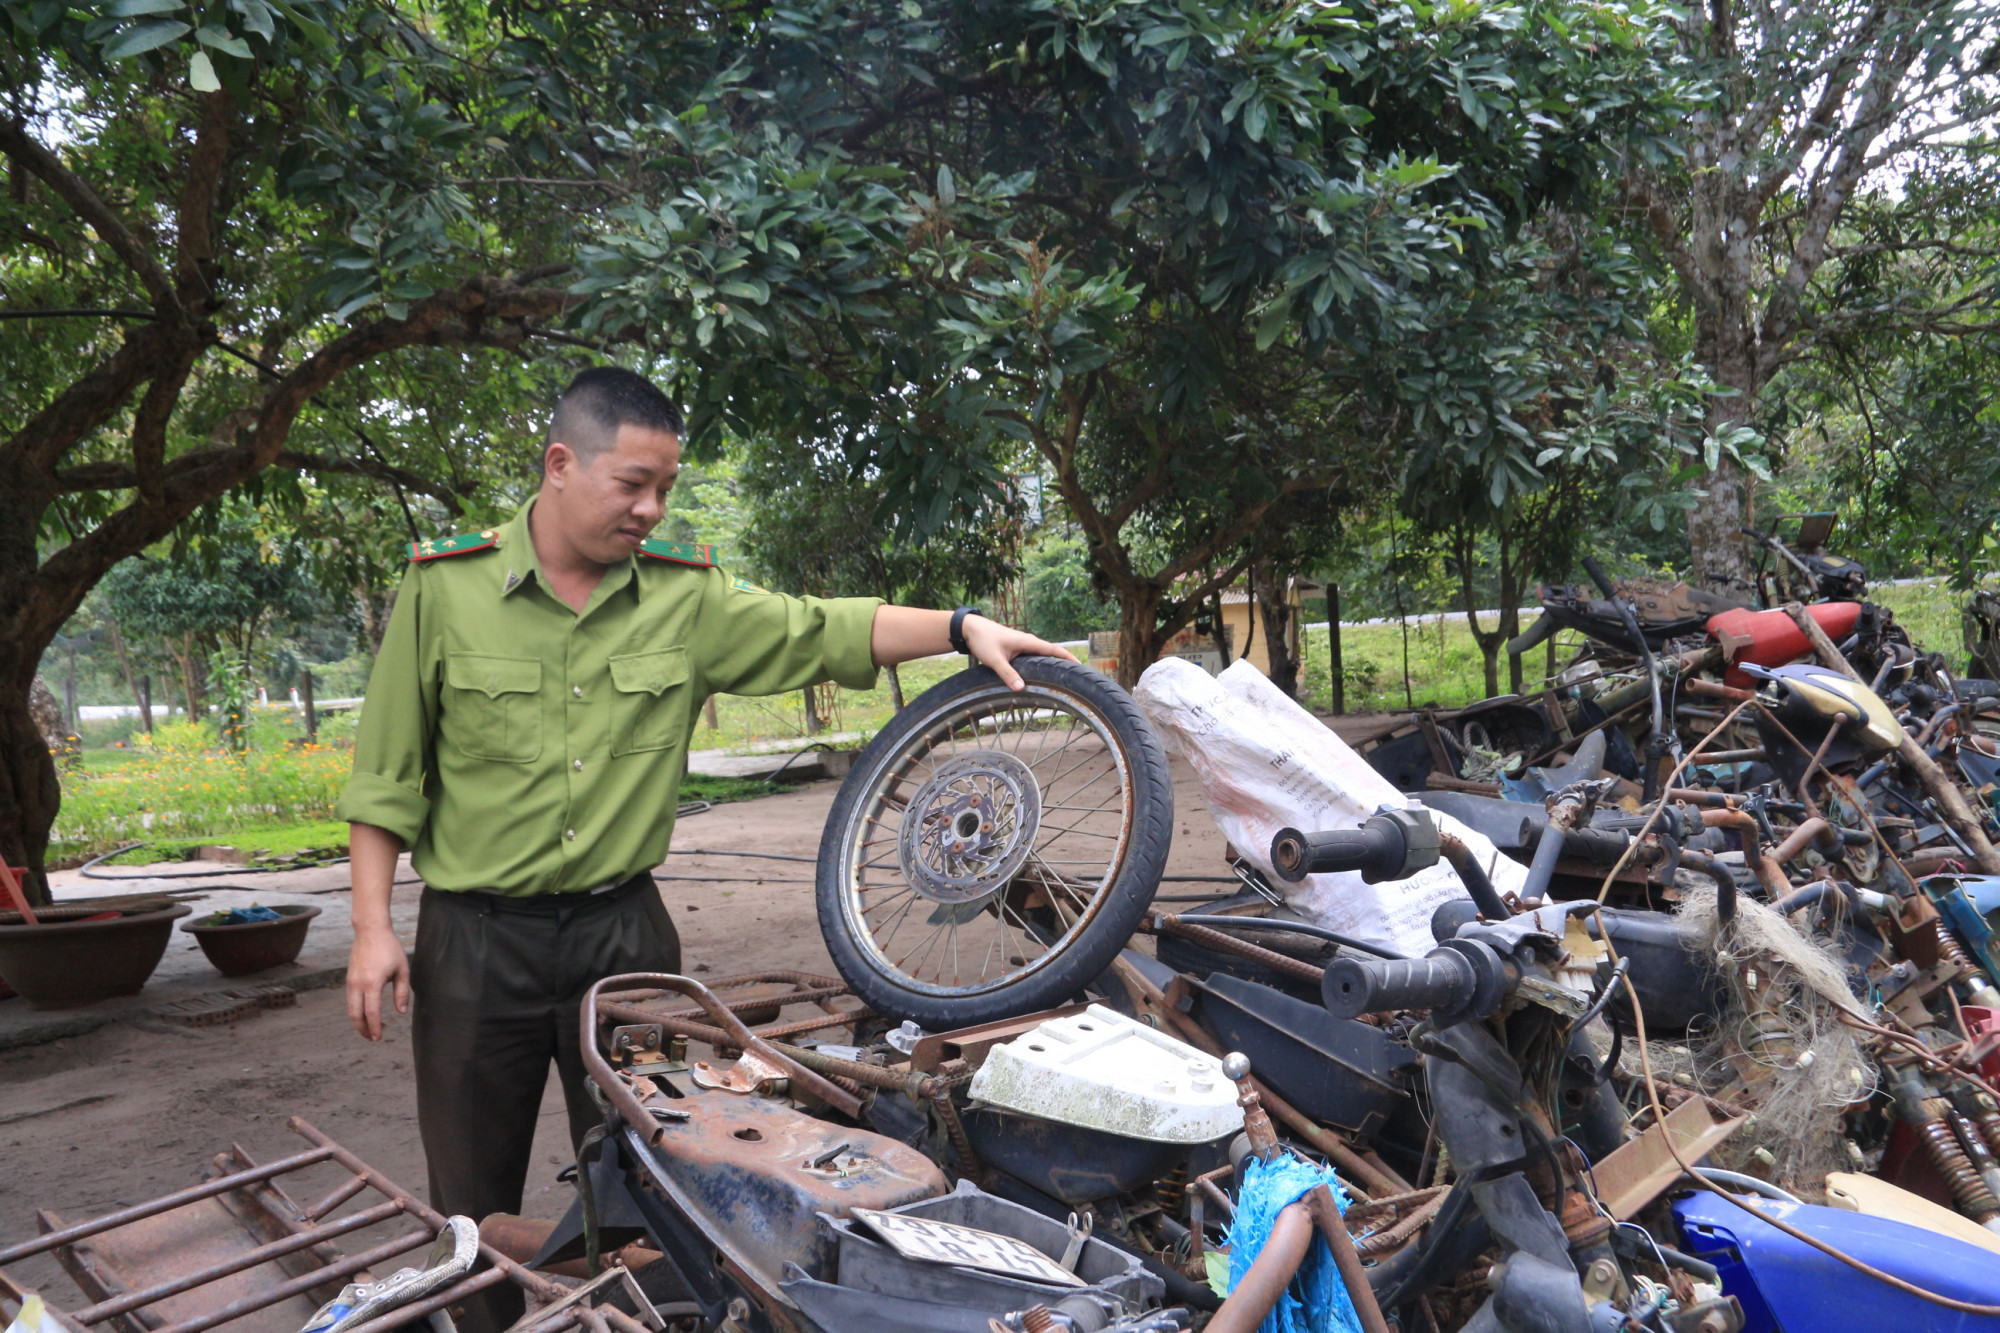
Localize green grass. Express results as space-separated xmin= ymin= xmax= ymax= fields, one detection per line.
xmin=693 ymin=654 xmax=977 ymax=750
xmin=678 ymin=773 xmax=786 ymax=804
xmin=98 ymin=819 xmax=353 ymax=866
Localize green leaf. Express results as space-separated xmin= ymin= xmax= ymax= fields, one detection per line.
xmin=196 ymin=23 xmax=251 ymax=56
xmin=936 ymin=163 xmax=956 ymax=206
xmin=110 ymin=0 xmax=183 ymax=16
xmin=188 ymin=48 xmax=218 ymax=89
xmin=104 ymin=18 xmax=190 ymax=57
xmin=1254 ymin=297 xmax=1291 ymax=350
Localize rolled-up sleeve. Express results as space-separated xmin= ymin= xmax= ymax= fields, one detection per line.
xmin=696 ymin=572 xmax=882 ymax=696
xmin=334 ymin=569 xmax=438 ymax=843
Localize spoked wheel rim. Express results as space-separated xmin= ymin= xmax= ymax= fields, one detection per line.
xmin=829 ymin=677 xmax=1141 ymax=998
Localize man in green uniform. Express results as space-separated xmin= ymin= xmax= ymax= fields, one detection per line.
xmin=335 ymin=368 xmax=1069 ymax=1320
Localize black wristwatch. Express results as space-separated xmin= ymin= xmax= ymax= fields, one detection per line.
xmin=948 ymin=605 xmax=982 ymax=655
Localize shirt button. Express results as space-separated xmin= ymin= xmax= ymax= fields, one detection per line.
xmin=573 ymin=759 xmax=584 ymax=771
xmin=565 ymin=829 xmax=576 ymax=840
xmin=572 ymin=685 xmax=583 ymax=698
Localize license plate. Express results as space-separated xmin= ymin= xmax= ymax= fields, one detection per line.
xmin=852 ymin=1209 xmax=1087 ymax=1287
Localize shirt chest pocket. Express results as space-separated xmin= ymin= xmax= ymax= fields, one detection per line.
xmin=444 ymin=653 xmax=543 ymax=763
xmin=608 ymin=647 xmax=690 ymax=757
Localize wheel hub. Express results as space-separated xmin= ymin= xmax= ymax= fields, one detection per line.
xmin=898 ymin=750 xmax=1043 ymax=904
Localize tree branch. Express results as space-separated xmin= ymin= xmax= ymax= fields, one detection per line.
xmin=25 ymin=281 xmax=571 ymax=642
xmin=274 ymin=450 xmax=471 ymax=514
xmin=175 ymin=90 xmax=234 ymax=305
xmin=0 ymin=118 xmax=179 ymax=315
xmin=0 ymin=321 xmax=181 ymax=474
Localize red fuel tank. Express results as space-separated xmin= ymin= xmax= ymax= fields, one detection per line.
xmin=1707 ymin=602 xmax=1865 ymax=688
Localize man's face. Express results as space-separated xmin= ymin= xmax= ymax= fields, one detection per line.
xmin=542 ymin=423 xmax=682 ymax=565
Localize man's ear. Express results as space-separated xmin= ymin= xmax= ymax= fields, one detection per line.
xmin=543 ymin=441 xmax=576 ymax=488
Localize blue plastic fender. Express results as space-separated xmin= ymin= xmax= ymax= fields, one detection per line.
xmin=1673 ymin=1189 xmax=2000 ymax=1332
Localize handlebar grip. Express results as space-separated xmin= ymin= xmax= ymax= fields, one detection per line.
xmin=1270 ymin=824 xmax=1399 ymax=882
xmin=1322 ymin=951 xmax=1475 ymax=1020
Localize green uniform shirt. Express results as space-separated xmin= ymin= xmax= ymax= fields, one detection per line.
xmin=334 ymin=500 xmax=882 ymax=895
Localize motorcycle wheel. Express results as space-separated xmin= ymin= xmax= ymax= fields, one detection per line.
xmin=815 ymin=656 xmax=1173 ymax=1029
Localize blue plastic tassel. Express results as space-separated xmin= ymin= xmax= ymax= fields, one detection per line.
xmin=1224 ymin=1155 xmax=1363 ymax=1333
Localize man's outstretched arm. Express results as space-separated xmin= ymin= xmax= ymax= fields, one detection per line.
xmin=869 ymin=606 xmax=1077 ymax=691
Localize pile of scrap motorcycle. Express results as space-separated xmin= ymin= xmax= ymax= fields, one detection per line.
xmin=521 ymin=519 xmax=2000 ymax=1333
xmin=47 ymin=518 xmax=2000 ymax=1333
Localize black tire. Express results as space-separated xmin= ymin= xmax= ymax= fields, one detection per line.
xmin=815 ymin=656 xmax=1174 ymax=1029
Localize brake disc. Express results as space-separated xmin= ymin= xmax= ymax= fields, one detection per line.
xmin=897 ymin=750 xmax=1043 ymax=905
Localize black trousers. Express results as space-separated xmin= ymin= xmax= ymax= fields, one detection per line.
xmin=410 ymin=876 xmax=679 ymax=1331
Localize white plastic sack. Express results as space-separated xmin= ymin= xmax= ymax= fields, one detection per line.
xmin=1135 ymin=657 xmax=1528 ymax=957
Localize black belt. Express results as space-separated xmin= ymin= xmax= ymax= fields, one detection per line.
xmin=439 ymin=870 xmax=653 ymax=915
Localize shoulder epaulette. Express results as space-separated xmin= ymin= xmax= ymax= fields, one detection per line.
xmin=730 ymin=575 xmax=773 ymax=594
xmin=407 ymin=530 xmax=500 ymax=561
xmin=637 ymin=538 xmax=717 ymax=568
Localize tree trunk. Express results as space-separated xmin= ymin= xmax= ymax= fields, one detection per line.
xmin=1114 ymin=584 xmax=1166 ymax=690
xmin=1253 ymin=565 xmax=1299 ymax=697
xmin=802 ymin=685 xmax=823 ymax=736
xmin=108 ymin=621 xmax=146 ymax=730
xmin=2 ymin=675 xmax=62 ymax=908
xmin=1328 ymin=583 xmax=1345 ymax=715
xmin=1454 ymin=525 xmax=1504 ymax=699
xmin=885 ymin=663 xmax=905 ymax=710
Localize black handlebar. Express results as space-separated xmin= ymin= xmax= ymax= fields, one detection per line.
xmin=1323 ymin=951 xmax=1477 ymax=1019
xmin=1322 ymin=938 xmax=1511 ymax=1025
xmin=1269 ymin=807 xmax=1440 ymax=886
xmin=1272 ymin=823 xmax=1404 ymax=881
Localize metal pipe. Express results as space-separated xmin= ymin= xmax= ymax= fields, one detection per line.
xmin=302 ymin=1173 xmax=370 ymax=1222
xmin=287 ymin=1118 xmax=568 ymax=1303
xmin=1679 ymin=851 xmax=1738 ymax=925
xmin=579 ymin=973 xmax=863 ymax=1124
xmin=1689 ymin=748 xmax=1768 ymax=764
xmin=1355 ymin=1190 xmax=1450 ymax=1257
xmin=0 ymin=1146 xmax=338 ymax=1265
xmin=1307 ymin=1185 xmax=1393 ymax=1333
xmin=69 ymin=1199 xmax=406 ymax=1324
xmin=1167 ymin=913 xmax=1405 ymax=961
xmin=601 ymin=1003 xmax=869 ymax=1049
xmin=1206 ymin=1202 xmax=1315 ymax=1333
xmin=1772 ymin=882 xmax=1842 ymax=916
xmin=141 ymin=1230 xmax=439 ymax=1333
xmin=1518 ymin=823 xmax=1566 ymax=909
xmin=1920 ymin=704 xmax=1963 ymax=746
xmin=1438 ymin=834 xmax=1514 ymax=920
xmin=338 ymin=1268 xmax=538 ymax=1333
xmin=1154 ymin=914 xmax=1326 ymax=984
xmin=1769 ymin=817 xmax=1834 ymax=865
xmin=1697 ymin=809 xmax=1789 ymax=896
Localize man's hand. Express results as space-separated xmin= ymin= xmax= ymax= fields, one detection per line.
xmin=960 ymin=616 xmax=1077 ymax=691
xmin=346 ymin=821 xmax=409 ymax=1041
xmin=870 ymin=606 xmax=1078 ymax=687
xmin=347 ymin=924 xmax=410 ymax=1041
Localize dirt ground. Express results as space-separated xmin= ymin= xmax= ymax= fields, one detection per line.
xmin=0 ymin=757 xmax=1245 ymax=1305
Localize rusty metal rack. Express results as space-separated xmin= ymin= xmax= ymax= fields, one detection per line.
xmin=0 ymin=1118 xmax=654 ymax=1333
xmin=593 ymin=971 xmax=866 ymax=1051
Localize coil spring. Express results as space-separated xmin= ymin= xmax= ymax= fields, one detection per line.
xmin=1915 ymin=1100 xmax=2000 ymax=1222
xmin=1156 ymin=1163 xmax=1189 ymax=1215
xmin=1938 ymin=920 xmax=1980 ymax=975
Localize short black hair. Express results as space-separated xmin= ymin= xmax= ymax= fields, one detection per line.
xmin=546 ymin=367 xmax=684 ymax=467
